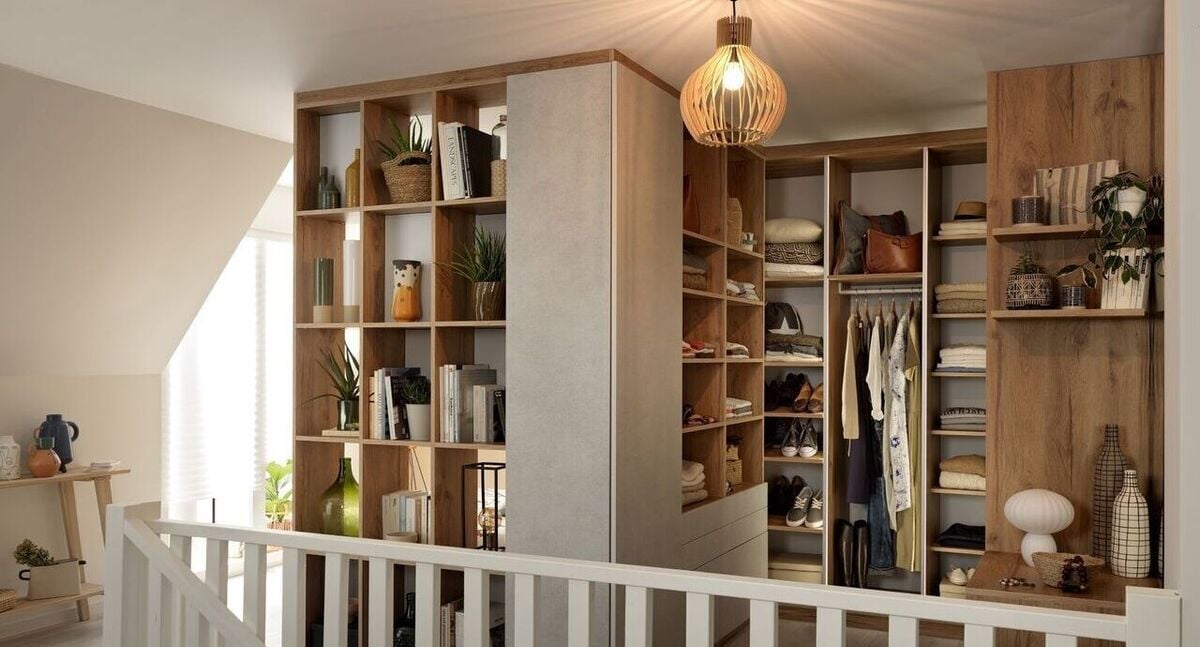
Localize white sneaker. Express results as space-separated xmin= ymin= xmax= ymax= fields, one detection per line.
xmin=780 ymin=422 xmax=801 ymax=457
xmin=798 ymin=421 xmax=819 ymax=458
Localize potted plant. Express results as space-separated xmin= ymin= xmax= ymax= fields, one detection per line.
xmin=1056 ymin=172 xmax=1164 ymax=310
xmin=1006 ymin=247 xmax=1054 ymax=309
xmin=448 ymin=227 xmax=506 ymax=321
xmin=377 ymin=117 xmax=432 ymax=204
xmin=14 ymin=539 xmax=82 ymax=600
xmin=264 ymin=459 xmax=293 ymax=531
xmin=312 ymin=345 xmax=360 ymax=432
xmin=401 ymin=376 xmax=432 ymax=441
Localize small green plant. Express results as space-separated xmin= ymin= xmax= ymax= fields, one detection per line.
xmin=1059 ymin=171 xmax=1165 ymax=286
xmin=13 ymin=539 xmax=54 ymax=567
xmin=311 ymin=345 xmax=360 ymax=402
xmin=448 ymin=227 xmax=506 ymax=283
xmin=264 ymin=460 xmax=293 ymax=525
xmin=400 ymin=375 xmax=431 ymax=405
xmin=1011 ymin=247 xmax=1045 ymax=275
xmin=376 ymin=116 xmax=432 ymax=162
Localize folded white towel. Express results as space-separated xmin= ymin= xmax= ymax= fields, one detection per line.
xmin=682 ymin=460 xmax=705 ymax=482
xmin=764 ymin=262 xmax=825 ymax=278
xmin=683 ymin=480 xmax=707 ymax=493
xmin=683 ymin=488 xmax=709 ymax=506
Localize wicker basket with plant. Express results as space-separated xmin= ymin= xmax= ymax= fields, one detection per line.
xmin=1006 ymin=247 xmax=1054 ymax=309
xmin=377 ymin=117 xmax=433 ymax=204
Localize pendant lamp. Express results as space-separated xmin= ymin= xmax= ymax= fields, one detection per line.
xmin=681 ymin=0 xmax=787 ymax=147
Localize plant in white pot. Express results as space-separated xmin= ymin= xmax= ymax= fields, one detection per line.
xmin=401 ymin=376 xmax=431 ymax=441
xmin=14 ymin=539 xmax=82 ymax=600
xmin=448 ymin=227 xmax=506 ymax=321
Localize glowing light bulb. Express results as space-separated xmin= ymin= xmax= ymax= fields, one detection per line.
xmin=723 ymin=60 xmax=745 ymax=91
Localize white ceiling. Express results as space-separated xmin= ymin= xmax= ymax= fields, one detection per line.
xmin=0 ymin=0 xmax=1163 ymax=145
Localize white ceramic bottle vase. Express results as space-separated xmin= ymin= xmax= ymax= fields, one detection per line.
xmin=1110 ymin=469 xmax=1151 ymax=578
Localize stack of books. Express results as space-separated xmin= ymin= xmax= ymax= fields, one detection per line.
xmin=438 ymin=122 xmax=494 ymax=200
xmin=438 ymin=364 xmax=506 ymax=443
xmin=382 ymin=489 xmax=430 ymax=544
xmin=371 ymin=367 xmax=420 ymax=440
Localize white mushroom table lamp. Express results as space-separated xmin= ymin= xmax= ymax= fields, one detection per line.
xmin=1004 ymin=489 xmax=1075 ymax=566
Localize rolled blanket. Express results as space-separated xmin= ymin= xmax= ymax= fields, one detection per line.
xmin=939 ymin=471 xmax=986 ymax=491
xmin=936 ymin=299 xmax=985 ymax=313
xmin=939 ymin=454 xmax=985 ymax=477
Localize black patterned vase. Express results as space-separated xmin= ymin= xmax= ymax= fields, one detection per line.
xmin=1092 ymin=424 xmax=1127 ymax=559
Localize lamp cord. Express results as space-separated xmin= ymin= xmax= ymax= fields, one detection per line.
xmin=729 ymin=0 xmax=739 ymax=45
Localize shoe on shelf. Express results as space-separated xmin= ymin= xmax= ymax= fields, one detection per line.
xmin=798 ymin=421 xmax=819 ymax=458
xmin=948 ymin=568 xmax=968 ymax=586
xmin=836 ymin=520 xmax=856 ymax=587
xmin=804 ymin=490 xmax=824 ymax=528
xmin=789 ymin=475 xmax=806 ymax=500
xmin=792 ymin=373 xmax=814 ymax=412
xmin=785 ymin=486 xmax=815 ymax=527
xmin=769 ymin=475 xmax=791 ymax=516
xmin=967 ymin=568 xmax=976 ymax=581
xmin=807 ymin=382 xmax=824 ymax=413
xmin=780 ymin=422 xmax=802 ymax=457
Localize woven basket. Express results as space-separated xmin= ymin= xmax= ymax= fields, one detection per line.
xmin=726 ymin=459 xmax=743 ymax=485
xmin=0 ymin=589 xmax=15 ymax=613
xmin=766 ymin=242 xmax=823 ymax=265
xmin=727 ymin=198 xmax=744 ymax=246
xmin=490 ymin=159 xmax=507 ymax=197
xmin=1005 ymin=273 xmax=1054 ymax=309
xmin=1032 ymin=552 xmax=1104 ymax=588
xmin=380 ymin=152 xmax=432 ymax=204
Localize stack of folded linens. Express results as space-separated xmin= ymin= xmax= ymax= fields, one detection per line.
xmin=683 ymin=460 xmax=708 ymax=506
xmin=682 ymin=339 xmax=716 ymax=358
xmin=938 ymin=220 xmax=986 ymax=237
xmin=726 ymin=279 xmax=760 ymax=301
xmin=725 ymin=396 xmax=753 ymax=418
xmin=726 ymin=341 xmax=750 ymax=358
xmin=934 ymin=282 xmax=985 ymax=313
xmin=939 ymin=454 xmax=986 ymax=491
xmin=683 ymin=250 xmax=710 ymax=291
xmin=936 ymin=523 xmax=985 ymax=550
xmin=940 ymin=407 xmax=986 ymax=431
xmin=937 ymin=344 xmax=985 ymax=372
xmin=764 ymin=217 xmax=824 ymax=279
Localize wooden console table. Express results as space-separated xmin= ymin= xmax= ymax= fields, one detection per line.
xmin=0 ymin=467 xmax=130 ymax=622
xmin=966 ymin=551 xmax=1161 ymax=647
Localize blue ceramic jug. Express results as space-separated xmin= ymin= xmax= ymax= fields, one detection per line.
xmin=36 ymin=415 xmax=78 ymax=473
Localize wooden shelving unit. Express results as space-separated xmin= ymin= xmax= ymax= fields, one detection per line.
xmin=990 ymin=222 xmax=1095 ymax=242
xmin=989 ymin=309 xmax=1148 ymax=320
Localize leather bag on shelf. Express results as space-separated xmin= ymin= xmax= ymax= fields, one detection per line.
xmin=865 ymin=228 xmax=922 ymax=274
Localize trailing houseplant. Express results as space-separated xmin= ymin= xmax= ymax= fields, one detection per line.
xmin=377 ymin=116 xmax=433 ymax=204
xmin=1006 ymin=247 xmax=1054 ymax=309
xmin=265 ymin=459 xmax=293 ymax=530
xmin=311 ymin=345 xmax=360 ymax=431
xmin=14 ymin=539 xmax=82 ymax=600
xmin=448 ymin=227 xmax=506 ymax=321
xmin=400 ymin=375 xmax=432 ymax=442
xmin=1057 ymin=172 xmax=1164 ymax=295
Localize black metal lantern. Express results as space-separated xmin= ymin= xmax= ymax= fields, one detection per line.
xmin=462 ymin=462 xmax=505 ymax=551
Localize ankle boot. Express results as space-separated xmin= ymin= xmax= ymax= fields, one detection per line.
xmin=854 ymin=520 xmax=870 ymax=588
xmin=836 ymin=519 xmax=856 ymax=587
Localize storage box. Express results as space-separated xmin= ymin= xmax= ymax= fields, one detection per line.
xmin=19 ymin=561 xmax=82 ymax=600
xmin=939 ymin=578 xmax=967 ymax=599
xmin=768 ymin=552 xmax=821 ymax=584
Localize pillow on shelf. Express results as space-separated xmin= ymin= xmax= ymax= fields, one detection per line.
xmin=834 ymin=201 xmax=908 ymax=275
xmin=765 ymin=217 xmax=823 ymax=243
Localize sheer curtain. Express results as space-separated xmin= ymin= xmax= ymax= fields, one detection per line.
xmin=162 ymin=231 xmax=293 ymax=526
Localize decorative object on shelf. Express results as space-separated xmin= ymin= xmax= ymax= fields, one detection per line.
xmin=1004 ymin=488 xmax=1075 ymax=567
xmin=400 ymin=376 xmax=432 ymax=441
xmin=391 ymin=259 xmax=422 ymax=322
xmin=1034 ymin=159 xmax=1119 ymax=225
xmin=1005 ymin=247 xmax=1053 ymax=309
xmin=490 ymin=114 xmax=507 ymax=198
xmin=318 ymin=457 xmax=360 ymax=537
xmin=864 ymin=228 xmax=922 ymax=274
xmin=725 ymin=436 xmax=742 ymax=486
xmin=13 ymin=538 xmax=83 ymax=600
xmin=1110 ymin=469 xmax=1151 ymax=578
xmin=1011 ymin=195 xmax=1047 ymax=227
xmin=449 ymin=227 xmax=506 ymax=321
xmin=0 ymin=588 xmax=15 ymax=613
xmin=313 ymin=257 xmax=334 ymax=324
xmin=383 ymin=489 xmax=430 ymax=544
xmin=26 ymin=437 xmax=60 ymax=478
xmin=726 ymin=197 xmax=743 ymax=246
xmin=36 ymin=414 xmax=78 ymax=473
xmin=463 ymin=462 xmax=505 ymax=550
xmin=342 ymin=240 xmax=361 ymax=323
xmin=834 ymin=202 xmax=907 ymax=275
xmin=954 ymin=200 xmax=987 ymax=221
xmin=683 ymin=175 xmax=701 ymax=231
xmin=0 ymin=436 xmax=20 ymax=481
xmin=264 ymin=459 xmax=293 ymax=531
xmin=1031 ymin=552 xmax=1103 ymax=590
xmin=317 ymin=165 xmax=341 ymax=210
xmin=377 ymin=117 xmax=433 ymax=204
xmin=312 ymin=344 xmax=360 ymax=432
xmin=394 ymin=591 xmax=416 ymax=647
xmin=1091 ymin=423 xmax=1127 ymax=559
xmin=1059 ymin=285 xmax=1086 ymax=309
xmin=344 ymin=148 xmax=361 ymax=208
xmin=680 ymin=0 xmax=786 ymax=147
xmin=740 ymin=231 xmax=756 ymax=251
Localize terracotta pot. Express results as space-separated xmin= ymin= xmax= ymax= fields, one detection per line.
xmin=27 ymin=437 xmax=61 ymax=478
xmin=471 ymin=281 xmax=505 ymax=321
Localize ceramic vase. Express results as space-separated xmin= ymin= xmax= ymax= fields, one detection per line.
xmin=337 ymin=399 xmax=359 ymax=432
xmin=1005 ymin=273 xmax=1054 ymax=309
xmin=1116 ymin=186 xmax=1147 ymax=216
xmin=319 ymin=457 xmax=360 ymax=537
xmin=27 ymin=437 xmax=61 ymax=478
xmin=345 ymin=148 xmax=361 ymax=208
xmin=471 ymin=281 xmax=505 ymax=321
xmin=313 ymin=258 xmax=334 ymax=324
xmin=37 ymin=414 xmax=78 ymax=472
xmin=405 ymin=404 xmax=431 ymax=441
xmin=1092 ymin=424 xmax=1127 ymax=559
xmin=392 ymin=260 xmax=422 ymax=322
xmin=1110 ymin=469 xmax=1150 ymax=578
xmin=342 ymin=240 xmax=361 ymax=323
xmin=0 ymin=436 xmax=20 ymax=480
xmin=1012 ymin=195 xmax=1047 ymax=227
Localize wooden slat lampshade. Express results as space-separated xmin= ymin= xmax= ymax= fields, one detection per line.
xmin=681 ymin=8 xmax=787 ymax=147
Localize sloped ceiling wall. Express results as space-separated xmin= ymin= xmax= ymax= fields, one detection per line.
xmin=0 ymin=64 xmax=292 ymax=376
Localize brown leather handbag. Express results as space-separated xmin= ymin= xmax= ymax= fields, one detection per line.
xmin=865 ymin=228 xmax=922 ymax=273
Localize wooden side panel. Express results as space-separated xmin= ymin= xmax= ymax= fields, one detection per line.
xmin=985 ymin=55 xmax=1164 ymax=553
xmin=823 ymin=156 xmax=851 ymax=580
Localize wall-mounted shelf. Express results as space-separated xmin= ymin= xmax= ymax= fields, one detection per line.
xmin=931 ymin=371 xmax=986 ymax=379
xmin=362 ymin=201 xmax=434 ymax=216
xmin=931 ymin=488 xmax=986 ymax=497
xmin=765 ymin=277 xmax=824 ymax=288
xmin=931 ymin=429 xmax=986 ymax=437
xmin=931 ymin=313 xmax=986 ymax=320
xmin=764 ymin=409 xmax=822 ymax=419
xmin=990 ymin=223 xmax=1094 ymax=242
xmin=930 ymin=235 xmax=986 ymax=246
xmin=990 ymin=309 xmax=1148 ymax=320
xmin=764 ymin=450 xmax=824 ymax=464
xmin=930 ymin=544 xmax=984 ymax=556
xmin=767 ymin=517 xmax=824 ymax=534
xmin=829 ymin=272 xmax=923 ymax=285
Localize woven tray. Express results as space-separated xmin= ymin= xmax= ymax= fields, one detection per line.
xmin=1032 ymin=552 xmax=1104 ymax=588
xmin=0 ymin=589 xmax=16 ymax=613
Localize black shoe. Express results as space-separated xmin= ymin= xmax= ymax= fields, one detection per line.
xmin=836 ymin=519 xmax=856 ymax=587
xmin=854 ymin=520 xmax=870 ymax=589
xmin=768 ymin=475 xmax=790 ymax=516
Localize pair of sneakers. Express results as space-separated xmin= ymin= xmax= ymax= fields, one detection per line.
xmin=780 ymin=421 xmax=819 ymax=458
xmin=784 ymin=481 xmax=823 ymax=528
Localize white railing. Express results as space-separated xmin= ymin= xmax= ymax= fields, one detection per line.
xmin=103 ymin=502 xmax=1182 ymax=647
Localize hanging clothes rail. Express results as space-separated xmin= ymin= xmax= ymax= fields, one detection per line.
xmin=837 ymin=284 xmax=923 ymax=297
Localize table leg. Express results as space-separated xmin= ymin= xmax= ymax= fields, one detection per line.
xmin=57 ymin=482 xmax=89 ymax=622
xmin=93 ymin=477 xmax=113 ymax=540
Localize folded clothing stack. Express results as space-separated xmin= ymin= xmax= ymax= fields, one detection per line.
xmin=764 ymin=262 xmax=825 ymax=279
xmin=683 ymin=460 xmax=708 ymax=506
xmin=938 ymin=220 xmax=986 ymax=237
xmin=936 ymin=523 xmax=985 ymax=550
xmin=765 ymin=332 xmax=823 ymax=360
xmin=934 ymin=282 xmax=986 ymax=314
xmin=940 ymin=407 xmax=986 ymax=430
xmin=764 ymin=217 xmax=824 ymax=279
xmin=726 ymin=396 xmax=753 ymax=418
xmin=726 ymin=341 xmax=750 ymax=358
xmin=682 ymin=339 xmax=716 ymax=358
xmin=726 ymin=279 xmax=760 ymax=301
xmin=937 ymin=344 xmax=985 ymax=372
xmin=938 ymin=454 xmax=985 ymax=491
xmin=683 ymin=250 xmax=709 ymax=291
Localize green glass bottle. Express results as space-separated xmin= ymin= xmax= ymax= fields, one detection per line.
xmin=319 ymin=457 xmax=360 ymax=537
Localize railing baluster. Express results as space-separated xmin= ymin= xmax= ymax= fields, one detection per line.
xmin=686 ymin=592 xmax=713 ymax=646
xmin=816 ymin=607 xmax=845 ymax=647
xmin=749 ymin=599 xmax=778 ymax=647
xmin=324 ymin=553 xmax=350 ymax=647
xmin=147 ymin=563 xmax=165 ymax=644
xmin=624 ymin=585 xmax=653 ymax=647
xmin=464 ymin=568 xmax=491 ymax=647
xmin=1045 ymin=636 xmax=1077 ymax=647
xmin=369 ymin=557 xmax=395 ymax=647
xmin=964 ymin=624 xmax=994 ymax=647
xmin=888 ymin=616 xmax=918 ymax=647
xmin=183 ymin=602 xmax=201 ymax=647
xmin=415 ymin=562 xmax=441 ymax=647
xmin=514 ymin=573 xmax=538 ymax=646
xmin=281 ymin=548 xmax=306 ymax=647
xmin=200 ymin=538 xmax=229 ymax=647
xmin=168 ymin=535 xmax=192 ymax=647
xmin=242 ymin=543 xmax=267 ymax=639
xmin=567 ymin=579 xmax=593 ymax=647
